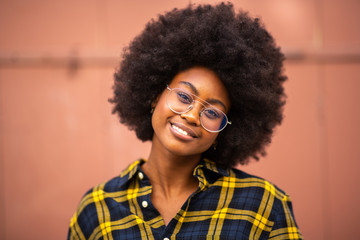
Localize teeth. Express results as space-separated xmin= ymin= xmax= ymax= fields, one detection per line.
xmin=171 ymin=124 xmax=189 ymax=136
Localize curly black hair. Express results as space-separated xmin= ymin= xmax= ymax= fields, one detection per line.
xmin=110 ymin=2 xmax=286 ymax=168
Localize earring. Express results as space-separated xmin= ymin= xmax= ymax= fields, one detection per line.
xmin=212 ymin=141 xmax=217 ymax=150
xmin=150 ymin=107 xmax=154 ymax=114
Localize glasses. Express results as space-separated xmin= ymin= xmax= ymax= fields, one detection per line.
xmin=166 ymin=87 xmax=231 ymax=132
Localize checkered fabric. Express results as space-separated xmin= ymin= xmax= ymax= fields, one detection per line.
xmin=68 ymin=159 xmax=303 ymax=239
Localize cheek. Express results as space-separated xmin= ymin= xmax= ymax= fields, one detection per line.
xmin=151 ymin=96 xmax=171 ymax=128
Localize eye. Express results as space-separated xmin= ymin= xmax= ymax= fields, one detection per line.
xmin=203 ymin=108 xmax=221 ymax=119
xmin=176 ymin=91 xmax=192 ymax=104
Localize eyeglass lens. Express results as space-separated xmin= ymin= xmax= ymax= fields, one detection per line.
xmin=166 ymin=88 xmax=228 ymax=132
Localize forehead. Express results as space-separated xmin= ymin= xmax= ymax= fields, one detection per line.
xmin=168 ymin=67 xmax=231 ymax=110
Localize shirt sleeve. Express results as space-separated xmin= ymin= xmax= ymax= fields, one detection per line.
xmin=268 ymin=194 xmax=303 ymax=240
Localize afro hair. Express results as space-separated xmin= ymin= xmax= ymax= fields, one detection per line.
xmin=110 ymin=2 xmax=287 ymax=168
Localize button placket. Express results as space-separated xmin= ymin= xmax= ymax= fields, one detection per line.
xmin=138 ymin=171 xmax=151 ymax=211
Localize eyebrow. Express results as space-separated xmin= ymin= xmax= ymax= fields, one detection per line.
xmin=178 ymin=81 xmax=227 ymax=111
xmin=179 ymin=81 xmax=199 ymax=95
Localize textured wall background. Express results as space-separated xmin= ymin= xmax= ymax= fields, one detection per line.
xmin=1 ymin=0 xmax=360 ymax=239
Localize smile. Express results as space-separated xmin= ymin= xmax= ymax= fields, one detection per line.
xmin=172 ymin=124 xmax=190 ymax=136
xmin=170 ymin=122 xmax=198 ymax=139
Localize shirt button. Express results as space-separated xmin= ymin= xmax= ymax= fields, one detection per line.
xmin=163 ymin=238 xmax=170 ymax=240
xmin=138 ymin=172 xmax=144 ymax=180
xmin=142 ymin=200 xmax=148 ymax=208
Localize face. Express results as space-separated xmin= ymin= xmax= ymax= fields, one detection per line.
xmin=151 ymin=67 xmax=231 ymax=158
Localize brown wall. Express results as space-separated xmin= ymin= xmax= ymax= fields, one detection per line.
xmin=1 ymin=0 xmax=360 ymax=239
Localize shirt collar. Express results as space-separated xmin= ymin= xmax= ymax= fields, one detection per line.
xmin=120 ymin=159 xmax=146 ymax=181
xmin=196 ymin=158 xmax=230 ymax=177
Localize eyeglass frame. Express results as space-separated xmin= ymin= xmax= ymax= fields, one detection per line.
xmin=166 ymin=86 xmax=232 ymax=133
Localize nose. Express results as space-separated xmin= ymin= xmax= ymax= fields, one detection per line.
xmin=180 ymin=102 xmax=202 ymax=126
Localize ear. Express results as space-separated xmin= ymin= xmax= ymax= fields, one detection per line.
xmin=151 ymin=94 xmax=161 ymax=108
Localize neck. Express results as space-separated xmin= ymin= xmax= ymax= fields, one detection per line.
xmin=142 ymin=143 xmax=200 ymax=199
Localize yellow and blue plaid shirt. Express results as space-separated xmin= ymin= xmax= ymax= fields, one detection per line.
xmin=68 ymin=159 xmax=302 ymax=239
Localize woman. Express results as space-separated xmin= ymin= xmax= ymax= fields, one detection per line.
xmin=68 ymin=3 xmax=303 ymax=239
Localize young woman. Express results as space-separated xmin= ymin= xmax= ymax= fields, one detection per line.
xmin=68 ymin=3 xmax=303 ymax=239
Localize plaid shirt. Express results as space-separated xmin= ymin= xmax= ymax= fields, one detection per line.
xmin=68 ymin=159 xmax=302 ymax=240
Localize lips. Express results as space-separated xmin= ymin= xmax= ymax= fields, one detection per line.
xmin=170 ymin=122 xmax=199 ymax=138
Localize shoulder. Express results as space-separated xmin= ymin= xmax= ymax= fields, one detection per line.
xmin=200 ymin=159 xmax=288 ymax=201
xmin=229 ymin=167 xmax=288 ymax=201
xmin=204 ymin=164 xmax=294 ymax=215
xmin=202 ymin=160 xmax=288 ymax=201
xmin=198 ymin=160 xmax=303 ymax=239
xmin=200 ymin=159 xmax=291 ymax=211
xmin=228 ymin=168 xmax=302 ymax=238
xmin=227 ymin=167 xmax=293 ymax=213
xmin=68 ymin=177 xmax=123 ymax=238
xmin=229 ymin=168 xmax=303 ymax=237
xmin=68 ymin=160 xmax=142 ymax=239
xmin=74 ymin=159 xmax=143 ymax=213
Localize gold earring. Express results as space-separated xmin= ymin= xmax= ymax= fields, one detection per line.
xmin=212 ymin=141 xmax=217 ymax=150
